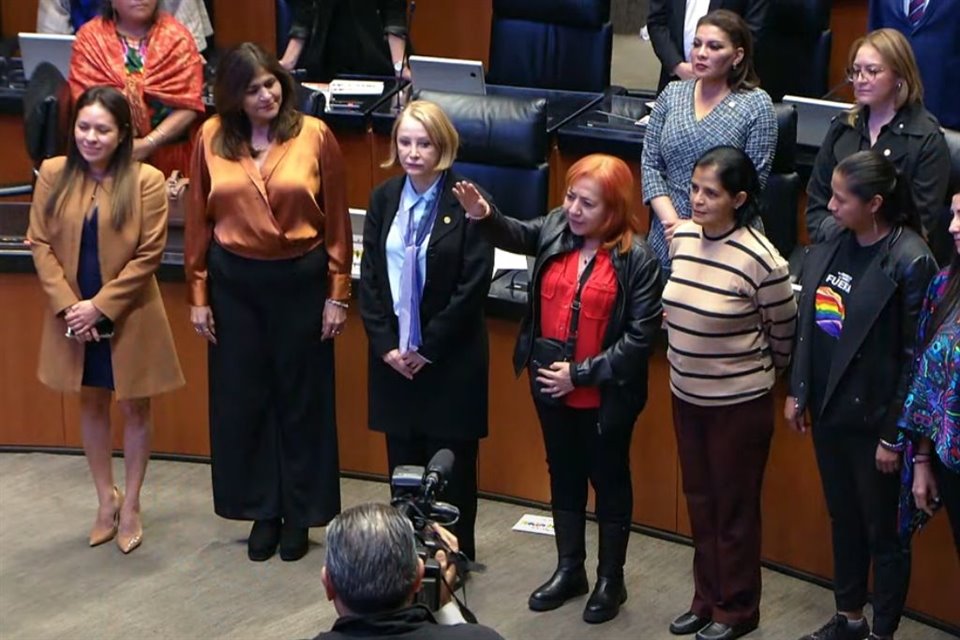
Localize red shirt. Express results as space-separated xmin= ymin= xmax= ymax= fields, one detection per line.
xmin=539 ymin=249 xmax=617 ymax=408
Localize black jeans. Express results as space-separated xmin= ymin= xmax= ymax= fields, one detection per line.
xmin=812 ymin=429 xmax=911 ymax=636
xmin=386 ymin=434 xmax=479 ymax=561
xmin=534 ymin=401 xmax=634 ymax=524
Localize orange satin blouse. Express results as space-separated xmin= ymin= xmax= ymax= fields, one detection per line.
xmin=185 ymin=115 xmax=352 ymax=306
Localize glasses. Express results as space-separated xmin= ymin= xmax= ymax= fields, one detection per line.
xmin=846 ymin=65 xmax=886 ymax=82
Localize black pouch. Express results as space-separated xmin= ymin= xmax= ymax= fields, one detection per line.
xmin=529 ymin=337 xmax=567 ymax=406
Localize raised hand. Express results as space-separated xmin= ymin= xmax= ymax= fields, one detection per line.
xmin=452 ymin=181 xmax=491 ymax=220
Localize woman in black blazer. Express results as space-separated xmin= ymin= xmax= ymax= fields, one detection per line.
xmin=359 ymin=100 xmax=494 ymax=561
xmin=787 ymin=151 xmax=937 ymax=640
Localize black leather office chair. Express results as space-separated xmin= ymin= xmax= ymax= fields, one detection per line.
xmin=417 ymin=90 xmax=549 ymax=220
xmin=0 ymin=62 xmax=67 ymax=198
xmin=755 ymin=0 xmax=831 ymax=101
xmin=487 ymin=0 xmax=612 ymax=92
xmin=759 ymin=103 xmax=801 ymax=259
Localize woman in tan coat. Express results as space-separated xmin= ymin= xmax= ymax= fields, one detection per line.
xmin=28 ymin=86 xmax=184 ymax=554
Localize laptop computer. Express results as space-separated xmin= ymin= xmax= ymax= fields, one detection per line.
xmin=408 ymin=55 xmax=486 ymax=95
xmin=18 ymin=32 xmax=75 ymax=80
xmin=783 ymin=94 xmax=854 ymax=148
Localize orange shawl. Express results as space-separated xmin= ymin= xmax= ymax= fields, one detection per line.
xmin=68 ymin=14 xmax=204 ymax=137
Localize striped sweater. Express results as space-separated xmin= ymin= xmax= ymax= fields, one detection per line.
xmin=663 ymin=221 xmax=797 ymax=407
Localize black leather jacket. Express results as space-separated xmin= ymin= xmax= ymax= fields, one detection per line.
xmin=478 ymin=207 xmax=663 ymax=433
xmin=805 ymin=102 xmax=950 ymax=245
xmin=789 ymin=226 xmax=937 ymax=441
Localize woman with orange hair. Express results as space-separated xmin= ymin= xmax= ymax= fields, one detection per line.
xmin=455 ymin=154 xmax=663 ymax=624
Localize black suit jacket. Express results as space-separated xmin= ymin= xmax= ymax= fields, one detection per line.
xmin=289 ymin=0 xmax=408 ymax=82
xmin=788 ymin=227 xmax=937 ymax=441
xmin=359 ymin=172 xmax=495 ymax=440
xmin=647 ymin=0 xmax=769 ymax=90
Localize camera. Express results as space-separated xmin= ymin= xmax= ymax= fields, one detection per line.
xmin=390 ymin=449 xmax=461 ymax=611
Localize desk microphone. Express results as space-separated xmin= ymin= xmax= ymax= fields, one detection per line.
xmin=820 ymin=77 xmax=851 ymax=101
xmin=396 ymin=0 xmax=417 ymax=110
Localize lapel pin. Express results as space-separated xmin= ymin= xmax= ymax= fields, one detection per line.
xmin=443 ymin=216 xmax=451 ymax=224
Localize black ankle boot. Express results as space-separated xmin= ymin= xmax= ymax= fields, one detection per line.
xmin=528 ymin=511 xmax=589 ymax=611
xmin=583 ymin=522 xmax=630 ymax=623
xmin=248 ymin=518 xmax=281 ymax=561
xmin=279 ymin=519 xmax=309 ymax=561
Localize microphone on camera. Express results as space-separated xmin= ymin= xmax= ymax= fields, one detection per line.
xmin=422 ymin=448 xmax=454 ymax=500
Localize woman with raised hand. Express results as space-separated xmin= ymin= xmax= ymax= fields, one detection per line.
xmin=28 ymin=85 xmax=184 ymax=554
xmin=455 ymin=154 xmax=662 ymax=624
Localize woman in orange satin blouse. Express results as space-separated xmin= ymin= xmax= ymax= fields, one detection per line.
xmin=68 ymin=0 xmax=204 ymax=176
xmin=185 ymin=43 xmax=352 ymax=563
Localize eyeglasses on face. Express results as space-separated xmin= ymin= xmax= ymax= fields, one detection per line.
xmin=846 ymin=65 xmax=886 ymax=82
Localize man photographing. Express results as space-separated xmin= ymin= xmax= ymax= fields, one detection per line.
xmin=311 ymin=503 xmax=503 ymax=639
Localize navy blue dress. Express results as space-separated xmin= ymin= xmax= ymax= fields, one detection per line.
xmin=77 ymin=207 xmax=114 ymax=390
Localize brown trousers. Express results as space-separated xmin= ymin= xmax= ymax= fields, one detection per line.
xmin=672 ymin=392 xmax=774 ymax=627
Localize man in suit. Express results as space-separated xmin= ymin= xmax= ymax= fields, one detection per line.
xmin=869 ymin=0 xmax=960 ymax=129
xmin=647 ymin=0 xmax=769 ymax=90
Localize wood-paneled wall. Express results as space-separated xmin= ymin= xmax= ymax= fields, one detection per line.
xmin=3 ymin=267 xmax=957 ymax=627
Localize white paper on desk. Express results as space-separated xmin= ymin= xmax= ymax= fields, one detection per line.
xmin=512 ymin=514 xmax=555 ymax=536
xmin=493 ymin=249 xmax=529 ymax=274
xmin=329 ymin=79 xmax=384 ymax=95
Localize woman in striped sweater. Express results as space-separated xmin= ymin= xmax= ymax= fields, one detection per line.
xmin=663 ymin=146 xmax=796 ymax=640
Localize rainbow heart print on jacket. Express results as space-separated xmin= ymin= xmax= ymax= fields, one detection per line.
xmin=815 ymin=286 xmax=845 ymax=339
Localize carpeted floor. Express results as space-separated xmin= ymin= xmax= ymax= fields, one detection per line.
xmin=0 ymin=453 xmax=952 ymax=640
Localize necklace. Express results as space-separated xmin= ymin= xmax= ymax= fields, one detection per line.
xmin=578 ymin=247 xmax=597 ymax=278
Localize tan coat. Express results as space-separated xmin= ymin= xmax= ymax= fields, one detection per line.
xmin=27 ymin=157 xmax=185 ymax=399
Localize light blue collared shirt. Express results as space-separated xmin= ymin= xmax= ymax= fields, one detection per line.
xmin=386 ymin=174 xmax=443 ymax=316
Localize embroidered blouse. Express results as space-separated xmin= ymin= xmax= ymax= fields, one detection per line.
xmin=898 ymin=268 xmax=960 ymax=472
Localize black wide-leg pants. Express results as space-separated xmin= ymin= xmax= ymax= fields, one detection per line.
xmin=207 ymin=243 xmax=341 ymax=527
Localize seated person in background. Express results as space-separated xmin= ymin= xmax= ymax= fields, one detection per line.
xmin=642 ymin=9 xmax=777 ymax=282
xmin=38 ymin=0 xmax=213 ymax=53
xmin=646 ymin=0 xmax=769 ymax=90
xmin=869 ymin=0 xmax=960 ymax=129
xmin=279 ymin=0 xmax=409 ymax=81
xmin=311 ymin=503 xmax=505 ymax=640
xmin=68 ymin=0 xmax=205 ymax=177
xmin=805 ymin=29 xmax=950 ymax=248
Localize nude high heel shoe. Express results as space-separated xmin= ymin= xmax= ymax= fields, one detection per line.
xmin=116 ymin=510 xmax=143 ymax=554
xmin=89 ymin=486 xmax=123 ymax=547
